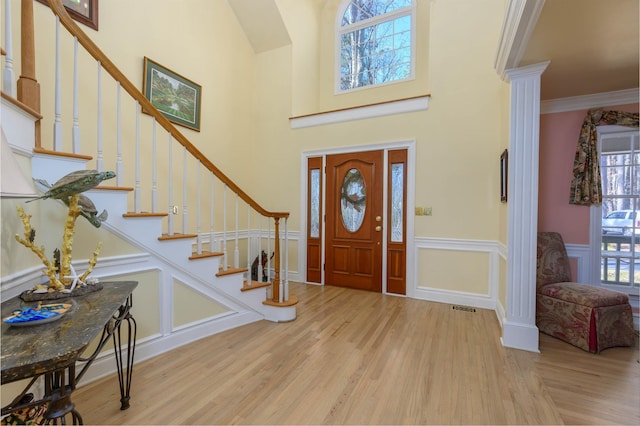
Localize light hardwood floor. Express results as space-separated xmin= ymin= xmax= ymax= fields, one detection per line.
xmin=73 ymin=282 xmax=640 ymax=425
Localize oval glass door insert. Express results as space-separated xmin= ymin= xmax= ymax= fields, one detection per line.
xmin=341 ymin=168 xmax=366 ymax=232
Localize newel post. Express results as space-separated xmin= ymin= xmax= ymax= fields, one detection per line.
xmin=17 ymin=0 xmax=41 ymax=146
xmin=271 ymin=217 xmax=280 ymax=303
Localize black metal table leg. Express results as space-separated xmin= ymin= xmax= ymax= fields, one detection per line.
xmin=112 ymin=295 xmax=137 ymax=410
xmin=42 ymin=367 xmax=83 ymax=425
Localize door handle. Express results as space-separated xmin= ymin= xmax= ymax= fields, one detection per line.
xmin=375 ymin=226 xmax=382 ymax=231
xmin=376 ymin=216 xmax=382 ymax=222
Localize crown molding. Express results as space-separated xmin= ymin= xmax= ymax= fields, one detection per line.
xmin=494 ymin=0 xmax=545 ymax=80
xmin=540 ymin=88 xmax=640 ymax=114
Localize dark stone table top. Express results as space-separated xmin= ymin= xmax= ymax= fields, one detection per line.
xmin=1 ymin=281 xmax=137 ymax=383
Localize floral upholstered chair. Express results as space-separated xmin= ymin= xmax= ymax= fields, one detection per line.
xmin=536 ymin=232 xmax=635 ymax=353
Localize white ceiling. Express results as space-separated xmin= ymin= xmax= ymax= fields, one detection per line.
xmin=520 ymin=0 xmax=639 ymax=101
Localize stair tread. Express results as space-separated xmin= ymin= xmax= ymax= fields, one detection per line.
xmin=33 ymin=146 xmax=91 ymax=160
xmin=216 ymin=267 xmax=248 ymax=277
xmin=93 ymin=185 xmax=133 ymax=192
xmin=189 ymin=251 xmax=224 ymax=260
xmin=158 ymin=233 xmax=198 ymax=241
xmin=123 ymin=212 xmax=169 ymax=218
xmin=241 ymin=281 xmax=271 ymax=292
xmin=2 ymin=91 xmax=43 ymax=119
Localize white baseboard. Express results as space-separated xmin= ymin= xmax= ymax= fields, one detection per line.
xmin=413 ymin=286 xmax=496 ymax=310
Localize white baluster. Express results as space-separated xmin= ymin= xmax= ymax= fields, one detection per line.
xmin=210 ymin=174 xmax=215 ymax=252
xmin=53 ymin=17 xmax=62 ymax=151
xmin=223 ymin=184 xmax=228 ymax=271
xmin=267 ymin=219 xmax=272 ymax=282
xmin=196 ymin=162 xmax=202 ymax=254
xmin=234 ymin=194 xmax=239 ymax=268
xmin=3 ymin=0 xmax=15 ymax=96
xmin=116 ymin=82 xmax=123 ymax=186
xmin=279 ymin=229 xmax=284 ymax=304
xmin=284 ymin=218 xmax=289 ymax=302
xmin=72 ymin=37 xmax=80 ymax=153
xmin=151 ymin=118 xmax=158 ymax=212
xmin=134 ymin=101 xmax=141 ymax=212
xmin=182 ymin=147 xmax=188 ymax=234
xmin=257 ymin=216 xmax=264 ymax=284
xmin=247 ymin=204 xmax=251 ymax=281
xmin=96 ymin=62 xmax=103 ymax=171
xmin=167 ymin=134 xmax=174 ymax=236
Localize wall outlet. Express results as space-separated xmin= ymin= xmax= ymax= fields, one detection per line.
xmin=172 ymin=205 xmax=179 ymax=215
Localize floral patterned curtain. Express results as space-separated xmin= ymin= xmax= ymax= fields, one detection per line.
xmin=569 ymin=109 xmax=640 ymax=206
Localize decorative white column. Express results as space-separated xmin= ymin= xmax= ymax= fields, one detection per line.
xmin=502 ymin=61 xmax=549 ymax=352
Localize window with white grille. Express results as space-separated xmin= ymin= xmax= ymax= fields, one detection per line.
xmin=597 ymin=128 xmax=640 ymax=291
xmin=337 ymin=0 xmax=415 ymax=92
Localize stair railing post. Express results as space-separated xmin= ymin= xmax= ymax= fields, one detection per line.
xmin=272 ymin=217 xmax=281 ymax=303
xmin=17 ymin=0 xmax=41 ymax=147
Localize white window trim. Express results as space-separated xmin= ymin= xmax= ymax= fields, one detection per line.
xmin=334 ymin=0 xmax=417 ymax=94
xmin=589 ymin=125 xmax=640 ymax=296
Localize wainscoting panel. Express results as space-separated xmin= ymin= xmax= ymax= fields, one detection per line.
xmin=413 ymin=237 xmax=499 ymax=311
xmin=565 ymin=243 xmax=591 ymax=284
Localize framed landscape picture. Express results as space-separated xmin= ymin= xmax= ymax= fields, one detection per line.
xmin=142 ymin=57 xmax=202 ymax=132
xmin=36 ymin=0 xmax=99 ymax=30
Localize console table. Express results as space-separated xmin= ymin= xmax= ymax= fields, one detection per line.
xmin=1 ymin=281 xmax=137 ymax=424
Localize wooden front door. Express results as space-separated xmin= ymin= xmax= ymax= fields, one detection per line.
xmin=325 ymin=150 xmax=384 ymax=292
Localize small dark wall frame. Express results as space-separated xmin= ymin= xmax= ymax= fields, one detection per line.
xmin=500 ymin=149 xmax=508 ymax=203
xmin=36 ymin=0 xmax=99 ymax=31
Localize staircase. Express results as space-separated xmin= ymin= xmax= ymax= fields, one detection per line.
xmin=1 ymin=0 xmax=296 ymax=380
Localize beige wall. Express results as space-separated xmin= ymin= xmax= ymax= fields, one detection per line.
xmin=263 ymin=0 xmax=507 ymax=295
xmin=2 ymin=0 xmax=508 ymax=306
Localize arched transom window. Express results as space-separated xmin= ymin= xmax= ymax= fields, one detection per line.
xmin=337 ymin=0 xmax=415 ymax=92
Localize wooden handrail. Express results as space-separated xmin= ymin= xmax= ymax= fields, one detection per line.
xmin=46 ymin=0 xmax=288 ymax=220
